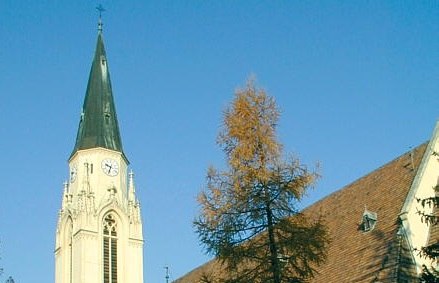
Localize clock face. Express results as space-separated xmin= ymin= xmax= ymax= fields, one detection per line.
xmin=70 ymin=165 xmax=77 ymax=183
xmin=101 ymin=158 xmax=119 ymax=176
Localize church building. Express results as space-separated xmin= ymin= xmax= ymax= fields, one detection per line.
xmin=54 ymin=19 xmax=144 ymax=283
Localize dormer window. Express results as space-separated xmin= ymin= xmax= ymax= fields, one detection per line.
xmin=101 ymin=55 xmax=107 ymax=66
xmin=362 ymin=209 xmax=377 ymax=232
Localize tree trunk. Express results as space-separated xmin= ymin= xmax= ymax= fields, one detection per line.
xmin=266 ymin=202 xmax=281 ymax=283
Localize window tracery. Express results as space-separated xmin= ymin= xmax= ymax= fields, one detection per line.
xmin=103 ymin=214 xmax=117 ymax=283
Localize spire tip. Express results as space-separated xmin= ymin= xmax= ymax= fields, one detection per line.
xmin=96 ymin=4 xmax=106 ymax=32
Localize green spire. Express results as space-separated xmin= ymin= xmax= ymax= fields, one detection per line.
xmin=70 ymin=29 xmax=125 ymax=159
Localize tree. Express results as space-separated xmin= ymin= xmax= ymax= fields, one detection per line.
xmin=417 ymin=158 xmax=439 ymax=283
xmin=194 ymin=79 xmax=329 ymax=283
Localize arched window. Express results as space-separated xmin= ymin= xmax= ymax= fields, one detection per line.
xmin=103 ymin=214 xmax=118 ymax=283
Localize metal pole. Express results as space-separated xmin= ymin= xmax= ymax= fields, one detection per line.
xmin=165 ymin=266 xmax=170 ymax=283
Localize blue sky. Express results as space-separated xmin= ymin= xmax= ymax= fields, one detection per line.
xmin=0 ymin=1 xmax=438 ymax=282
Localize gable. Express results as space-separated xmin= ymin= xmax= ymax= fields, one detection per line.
xmin=299 ymin=143 xmax=427 ymax=282
xmin=400 ymin=122 xmax=439 ymax=274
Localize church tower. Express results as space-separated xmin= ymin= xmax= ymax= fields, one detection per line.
xmin=55 ymin=19 xmax=144 ymax=283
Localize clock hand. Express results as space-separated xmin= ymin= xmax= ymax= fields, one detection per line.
xmin=106 ymin=164 xmax=112 ymax=173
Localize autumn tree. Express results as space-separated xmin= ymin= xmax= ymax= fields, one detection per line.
xmin=194 ymin=80 xmax=329 ymax=283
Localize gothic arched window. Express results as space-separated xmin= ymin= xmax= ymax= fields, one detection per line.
xmin=103 ymin=214 xmax=118 ymax=283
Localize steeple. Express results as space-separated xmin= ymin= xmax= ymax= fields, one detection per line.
xmin=56 ymin=17 xmax=143 ymax=283
xmin=70 ymin=21 xmax=125 ymax=159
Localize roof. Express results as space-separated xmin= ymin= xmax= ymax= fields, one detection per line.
xmin=176 ymin=142 xmax=429 ymax=283
xmin=70 ymin=30 xmax=125 ymax=159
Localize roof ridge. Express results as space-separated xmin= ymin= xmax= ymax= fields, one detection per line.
xmin=302 ymin=141 xmax=429 ymax=212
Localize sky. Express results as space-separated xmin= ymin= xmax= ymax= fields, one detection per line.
xmin=0 ymin=1 xmax=438 ymax=282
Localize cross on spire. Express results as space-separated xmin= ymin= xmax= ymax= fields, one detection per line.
xmin=96 ymin=4 xmax=106 ymax=32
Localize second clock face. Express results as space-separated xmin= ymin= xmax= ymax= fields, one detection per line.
xmin=70 ymin=165 xmax=77 ymax=183
xmin=101 ymin=158 xmax=119 ymax=176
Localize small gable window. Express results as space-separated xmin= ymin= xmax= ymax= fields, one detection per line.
xmin=362 ymin=209 xmax=377 ymax=232
xmin=101 ymin=55 xmax=107 ymax=66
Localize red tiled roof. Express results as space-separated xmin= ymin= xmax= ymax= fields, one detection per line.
xmin=176 ymin=143 xmax=428 ymax=283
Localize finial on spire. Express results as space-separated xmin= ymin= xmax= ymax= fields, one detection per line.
xmin=96 ymin=4 xmax=106 ymax=32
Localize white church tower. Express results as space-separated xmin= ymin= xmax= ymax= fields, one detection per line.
xmin=55 ymin=19 xmax=144 ymax=283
